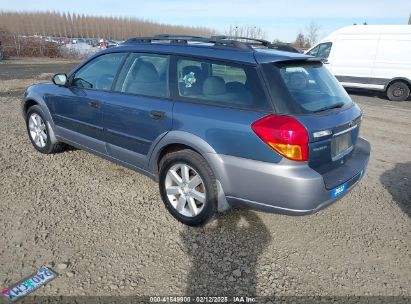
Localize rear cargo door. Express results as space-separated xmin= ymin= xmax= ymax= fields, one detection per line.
xmin=261 ymin=59 xmax=368 ymax=189
xmin=295 ymin=104 xmax=363 ymax=189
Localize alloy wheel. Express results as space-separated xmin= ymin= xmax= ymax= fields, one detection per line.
xmin=28 ymin=113 xmax=47 ymax=148
xmin=164 ymin=163 xmax=206 ymax=217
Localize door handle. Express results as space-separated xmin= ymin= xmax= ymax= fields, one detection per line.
xmin=150 ymin=111 xmax=165 ymax=120
xmin=88 ymin=101 xmax=101 ymax=108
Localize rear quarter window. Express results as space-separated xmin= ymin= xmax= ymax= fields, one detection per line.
xmin=176 ymin=58 xmax=270 ymax=111
xmin=211 ymin=64 xmax=247 ymax=84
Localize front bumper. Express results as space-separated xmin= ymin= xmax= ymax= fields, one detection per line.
xmin=210 ymin=137 xmax=370 ymax=215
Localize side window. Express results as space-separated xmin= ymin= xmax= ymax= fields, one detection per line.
xmin=306 ymin=45 xmax=320 ymax=57
xmin=211 ymin=64 xmax=247 ymax=84
xmin=176 ymin=58 xmax=269 ymax=110
xmin=179 ymin=59 xmax=203 ymax=71
xmin=317 ymin=42 xmax=332 ymax=59
xmin=114 ymin=53 xmax=169 ymax=98
xmin=72 ymin=53 xmax=126 ymax=90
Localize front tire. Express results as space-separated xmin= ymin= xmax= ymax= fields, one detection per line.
xmin=26 ymin=105 xmax=64 ymax=154
xmin=387 ymin=81 xmax=410 ymax=101
xmin=159 ymin=149 xmax=217 ymax=226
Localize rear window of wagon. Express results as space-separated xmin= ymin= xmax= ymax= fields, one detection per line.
xmin=262 ymin=61 xmax=352 ymax=114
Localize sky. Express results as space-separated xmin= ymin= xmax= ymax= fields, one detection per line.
xmin=0 ymin=0 xmax=410 ymax=42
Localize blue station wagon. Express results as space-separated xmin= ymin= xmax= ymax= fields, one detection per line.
xmin=22 ymin=35 xmax=370 ymax=226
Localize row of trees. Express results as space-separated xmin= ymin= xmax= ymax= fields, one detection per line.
xmin=0 ymin=11 xmax=215 ymax=40
xmin=0 ymin=10 xmax=325 ymax=58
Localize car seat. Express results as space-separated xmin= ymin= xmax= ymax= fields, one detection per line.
xmin=285 ymin=71 xmax=308 ymax=90
xmin=202 ymin=76 xmax=237 ymax=104
xmin=226 ymin=81 xmax=253 ymax=105
xmin=126 ymin=61 xmax=166 ymax=97
xmin=96 ymin=74 xmax=114 ymax=90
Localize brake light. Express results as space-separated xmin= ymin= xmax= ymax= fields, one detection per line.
xmin=251 ymin=114 xmax=308 ymax=161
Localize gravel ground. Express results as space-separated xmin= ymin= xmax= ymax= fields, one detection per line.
xmin=0 ymin=59 xmax=410 ymax=299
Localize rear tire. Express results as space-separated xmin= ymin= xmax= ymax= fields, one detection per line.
xmin=159 ymin=149 xmax=217 ymax=226
xmin=26 ymin=105 xmax=65 ymax=154
xmin=387 ymin=81 xmax=410 ymax=101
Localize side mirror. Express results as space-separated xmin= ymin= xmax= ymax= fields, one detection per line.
xmin=52 ymin=73 xmax=68 ymax=86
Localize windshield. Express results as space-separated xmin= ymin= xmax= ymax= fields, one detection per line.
xmin=262 ymin=61 xmax=352 ymax=114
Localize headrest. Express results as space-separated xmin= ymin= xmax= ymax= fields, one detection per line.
xmin=286 ymin=72 xmax=308 ymax=90
xmin=203 ymin=76 xmax=226 ymax=95
xmin=133 ymin=61 xmax=159 ymax=82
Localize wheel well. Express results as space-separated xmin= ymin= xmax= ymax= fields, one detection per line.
xmin=24 ymin=99 xmax=39 ymax=114
xmin=386 ymin=78 xmax=411 ymax=91
xmin=156 ymin=143 xmax=200 ymax=173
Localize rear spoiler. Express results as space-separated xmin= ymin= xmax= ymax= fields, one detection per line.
xmin=272 ymin=58 xmax=323 ymax=67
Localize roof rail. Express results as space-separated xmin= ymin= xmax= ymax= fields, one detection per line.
xmin=211 ymin=35 xmax=272 ymax=47
xmin=153 ymin=34 xmax=206 ymax=40
xmin=126 ymin=35 xmax=209 ymax=45
xmin=211 ymin=36 xmax=302 ymax=53
xmin=124 ymin=34 xmax=255 ymax=50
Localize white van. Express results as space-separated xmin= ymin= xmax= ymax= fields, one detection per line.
xmin=306 ymin=25 xmax=411 ymax=101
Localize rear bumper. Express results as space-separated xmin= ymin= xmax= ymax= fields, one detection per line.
xmin=210 ymin=137 xmax=370 ymax=215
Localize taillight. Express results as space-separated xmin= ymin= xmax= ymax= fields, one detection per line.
xmin=251 ymin=114 xmax=309 ymax=161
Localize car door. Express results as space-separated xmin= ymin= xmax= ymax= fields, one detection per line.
xmin=48 ymin=52 xmax=127 ymax=153
xmin=102 ymin=53 xmax=173 ymax=170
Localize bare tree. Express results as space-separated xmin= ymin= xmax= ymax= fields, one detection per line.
xmin=226 ymin=24 xmax=266 ymax=39
xmin=408 ymin=13 xmax=411 ymax=25
xmin=306 ymin=21 xmax=321 ymax=47
xmin=294 ymin=32 xmax=306 ymax=49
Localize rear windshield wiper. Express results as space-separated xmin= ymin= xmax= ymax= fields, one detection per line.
xmin=313 ymin=102 xmax=345 ymax=113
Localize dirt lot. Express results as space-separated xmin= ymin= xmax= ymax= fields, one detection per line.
xmin=0 ymin=59 xmax=410 ymax=299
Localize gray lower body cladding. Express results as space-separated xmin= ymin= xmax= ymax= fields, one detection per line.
xmin=211 ymin=137 xmax=370 ymax=215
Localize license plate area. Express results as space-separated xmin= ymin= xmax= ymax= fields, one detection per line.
xmin=331 ymin=182 xmax=347 ymax=198
xmin=330 ymin=169 xmax=364 ymax=199
xmin=331 ymin=131 xmax=352 ymax=159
